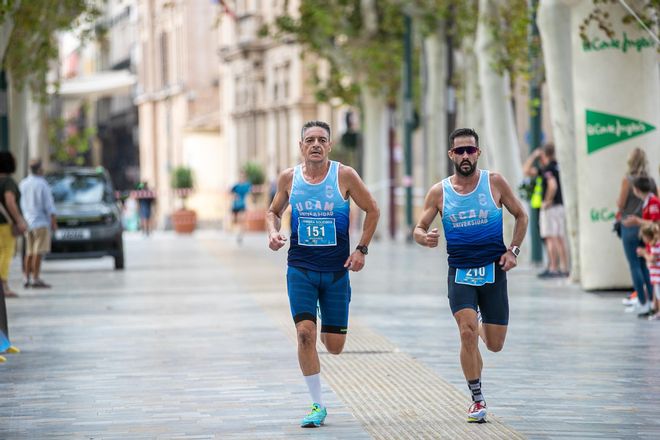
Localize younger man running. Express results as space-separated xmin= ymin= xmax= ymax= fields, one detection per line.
xmin=414 ymin=128 xmax=528 ymax=422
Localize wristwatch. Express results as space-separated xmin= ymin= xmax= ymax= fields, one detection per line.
xmin=356 ymin=244 xmax=369 ymax=255
xmin=509 ymin=245 xmax=521 ymax=258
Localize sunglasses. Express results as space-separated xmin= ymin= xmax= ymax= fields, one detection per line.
xmin=451 ymin=146 xmax=479 ymax=155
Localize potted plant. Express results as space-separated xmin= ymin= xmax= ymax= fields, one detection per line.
xmin=242 ymin=161 xmax=267 ymax=231
xmin=170 ymin=166 xmax=197 ymax=234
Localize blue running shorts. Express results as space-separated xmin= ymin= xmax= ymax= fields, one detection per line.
xmin=447 ymin=263 xmax=509 ymax=325
xmin=286 ymin=266 xmax=352 ymax=334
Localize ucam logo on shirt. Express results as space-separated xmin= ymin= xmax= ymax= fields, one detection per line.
xmin=295 ymin=200 xmax=335 ymax=213
xmin=448 ymin=209 xmax=489 ymax=228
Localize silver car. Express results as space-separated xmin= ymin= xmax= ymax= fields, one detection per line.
xmin=45 ymin=167 xmax=124 ymax=270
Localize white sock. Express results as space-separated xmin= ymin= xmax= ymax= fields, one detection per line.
xmin=304 ymin=373 xmax=323 ymax=407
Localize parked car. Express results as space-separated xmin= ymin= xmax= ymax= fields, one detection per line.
xmin=45 ymin=167 xmax=124 ymax=269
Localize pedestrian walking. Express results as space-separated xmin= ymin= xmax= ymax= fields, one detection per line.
xmin=616 ymin=148 xmax=657 ymax=311
xmin=135 ymin=182 xmax=156 ymax=236
xmin=19 ymin=158 xmax=57 ymax=288
xmin=266 ymin=120 xmax=379 ymax=428
xmin=0 ymin=151 xmax=27 ymax=297
xmin=522 ymin=143 xmax=569 ymax=277
xmin=413 ymin=128 xmax=528 ymax=423
xmin=230 ymin=171 xmax=251 ymax=244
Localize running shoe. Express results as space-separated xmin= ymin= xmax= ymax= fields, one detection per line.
xmin=467 ymin=400 xmax=487 ymax=423
xmin=0 ymin=355 xmax=6 ymax=363
xmin=301 ymin=403 xmax=327 ymax=428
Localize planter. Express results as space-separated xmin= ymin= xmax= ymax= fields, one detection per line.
xmin=244 ymin=209 xmax=266 ymax=232
xmin=172 ymin=208 xmax=197 ymax=234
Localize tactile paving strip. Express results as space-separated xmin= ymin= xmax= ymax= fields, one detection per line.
xmin=247 ymin=289 xmax=525 ymax=439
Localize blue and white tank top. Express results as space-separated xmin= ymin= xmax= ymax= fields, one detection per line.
xmin=442 ymin=170 xmax=506 ymax=268
xmin=288 ymin=161 xmax=350 ymax=272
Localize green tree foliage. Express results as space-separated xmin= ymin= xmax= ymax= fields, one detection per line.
xmin=272 ymin=0 xmax=405 ymax=105
xmin=482 ymin=0 xmax=532 ymax=84
xmin=48 ymin=117 xmax=96 ymax=166
xmin=171 ymin=166 xmax=194 ymax=190
xmin=394 ymin=0 xmax=478 ymax=41
xmin=243 ymin=161 xmax=265 ymax=185
xmin=1 ymin=0 xmax=100 ymax=100
xmin=579 ymin=0 xmax=659 ymax=44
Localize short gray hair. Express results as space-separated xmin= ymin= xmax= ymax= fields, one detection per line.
xmin=301 ymin=120 xmax=331 ymax=140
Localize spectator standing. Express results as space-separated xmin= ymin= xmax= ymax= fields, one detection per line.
xmin=523 ymin=143 xmax=569 ymax=277
xmin=623 ymin=176 xmax=660 ymax=316
xmin=638 ymin=223 xmax=660 ymax=320
xmin=0 ymin=151 xmax=26 ymax=361
xmin=19 ymin=159 xmax=57 ymax=288
xmin=617 ymin=149 xmax=657 ymax=313
xmin=0 ymin=151 xmax=27 ymax=297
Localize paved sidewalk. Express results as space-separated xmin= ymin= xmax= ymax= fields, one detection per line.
xmin=1 ymin=231 xmax=659 ymax=439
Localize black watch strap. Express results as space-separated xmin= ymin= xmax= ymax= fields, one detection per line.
xmin=356 ymin=244 xmax=368 ymax=255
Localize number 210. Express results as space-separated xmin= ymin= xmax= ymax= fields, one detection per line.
xmin=466 ymin=267 xmax=485 ymax=277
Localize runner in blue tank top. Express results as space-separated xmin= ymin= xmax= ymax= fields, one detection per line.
xmin=266 ymin=120 xmax=379 ymax=428
xmin=413 ymin=128 xmax=528 ymax=423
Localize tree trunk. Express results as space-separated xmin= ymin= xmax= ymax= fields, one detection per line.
xmin=456 ymin=38 xmax=489 ymax=170
xmin=475 ymin=0 xmax=523 ymax=188
xmin=422 ymin=28 xmax=448 ymax=186
xmin=360 ymin=87 xmax=389 ymax=240
xmin=8 ymin=70 xmax=29 ymax=179
xmin=0 ymin=1 xmax=19 ymax=61
xmin=475 ymin=0 xmax=523 ymax=247
xmin=537 ymin=0 xmax=580 ymax=281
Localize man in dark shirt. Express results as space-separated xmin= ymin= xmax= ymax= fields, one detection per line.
xmin=523 ymin=143 xmax=569 ymax=277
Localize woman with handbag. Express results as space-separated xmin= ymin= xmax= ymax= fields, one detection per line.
xmin=0 ymin=151 xmax=27 ymax=298
xmin=616 ymin=148 xmax=657 ymax=316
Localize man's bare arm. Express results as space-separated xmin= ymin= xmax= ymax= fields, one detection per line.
xmin=266 ymin=169 xmax=293 ymax=251
xmin=493 ymin=173 xmax=528 ymax=247
xmin=413 ymin=183 xmax=442 ymax=247
xmin=343 ymin=166 xmax=379 ymax=245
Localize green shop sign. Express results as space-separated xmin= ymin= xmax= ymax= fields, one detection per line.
xmin=586 ymin=110 xmax=655 ymax=154
xmin=582 ymin=32 xmax=654 ymax=53
xmin=590 ymin=207 xmax=616 ymax=223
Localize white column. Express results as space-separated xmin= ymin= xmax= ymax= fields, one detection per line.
xmin=569 ymin=1 xmax=659 ymax=290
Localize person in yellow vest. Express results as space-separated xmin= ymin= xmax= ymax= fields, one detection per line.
xmin=523 ymin=144 xmax=569 ymax=278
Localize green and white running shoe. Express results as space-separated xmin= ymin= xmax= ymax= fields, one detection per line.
xmin=301 ymin=403 xmax=327 ymax=428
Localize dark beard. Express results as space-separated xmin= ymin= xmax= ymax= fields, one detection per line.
xmin=455 ymin=160 xmax=476 ymax=177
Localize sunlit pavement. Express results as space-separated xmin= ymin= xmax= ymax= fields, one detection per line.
xmin=1 ymin=230 xmax=658 ymax=439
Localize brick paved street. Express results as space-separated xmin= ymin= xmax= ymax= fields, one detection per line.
xmin=1 ymin=231 xmax=659 ymax=439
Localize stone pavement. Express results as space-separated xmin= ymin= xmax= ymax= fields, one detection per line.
xmin=1 ymin=230 xmax=659 ymax=439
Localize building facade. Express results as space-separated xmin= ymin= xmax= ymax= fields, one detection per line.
xmin=217 ymin=0 xmax=343 ymax=199
xmin=135 ymin=0 xmax=223 ymax=228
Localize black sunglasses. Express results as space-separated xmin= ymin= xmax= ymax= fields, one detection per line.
xmin=451 ymin=146 xmax=479 ymax=155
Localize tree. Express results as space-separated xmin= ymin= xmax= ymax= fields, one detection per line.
xmin=2 ymin=1 xmax=99 ymax=100
xmin=272 ymin=0 xmax=405 ymax=235
xmin=0 ymin=1 xmax=99 ymax=173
